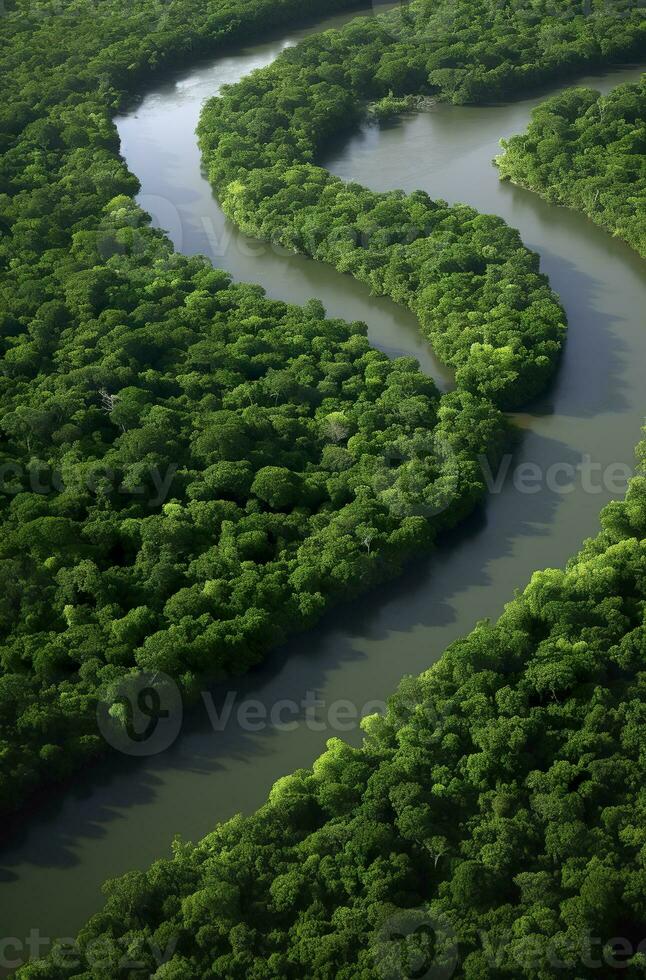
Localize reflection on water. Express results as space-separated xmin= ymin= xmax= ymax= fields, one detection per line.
xmin=1 ymin=16 xmax=644 ymax=961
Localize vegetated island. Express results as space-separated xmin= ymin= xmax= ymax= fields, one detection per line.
xmin=0 ymin=0 xmax=642 ymax=823
xmin=2 ymin=0 xmax=646 ymax=974
xmin=496 ymin=76 xmax=646 ymax=256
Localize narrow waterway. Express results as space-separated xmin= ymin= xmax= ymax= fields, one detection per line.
xmin=0 ymin=5 xmax=643 ymax=966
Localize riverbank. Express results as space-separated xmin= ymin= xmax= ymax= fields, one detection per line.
xmin=1 ymin=37 xmax=643 ymax=966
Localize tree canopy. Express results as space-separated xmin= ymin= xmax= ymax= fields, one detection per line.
xmin=0 ymin=0 xmax=642 ymax=829
xmin=497 ymin=76 xmax=646 ymax=256
xmin=2 ymin=0 xmax=646 ymax=971
xmin=21 ymin=439 xmax=646 ymax=979
xmin=197 ymin=0 xmax=643 ymax=403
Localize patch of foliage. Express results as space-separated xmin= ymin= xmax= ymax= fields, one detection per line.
xmin=0 ymin=0 xmax=510 ymax=813
xmin=370 ymin=92 xmax=420 ymax=119
xmin=198 ymin=0 xmax=644 ymax=407
xmin=497 ymin=77 xmax=646 ymax=256
xmin=22 ymin=441 xmax=646 ymax=979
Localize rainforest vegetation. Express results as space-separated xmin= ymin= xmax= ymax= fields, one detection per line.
xmin=1 ymin=0 xmax=646 ymax=971
xmin=497 ymin=77 xmax=646 ymax=256
xmin=12 ymin=0 xmax=644 ymax=809
xmin=19 ymin=440 xmax=646 ymax=979
xmin=198 ymin=0 xmax=644 ymax=406
xmin=0 ymin=247 xmax=511 ymax=813
xmin=3 ymin=0 xmax=402 ymax=814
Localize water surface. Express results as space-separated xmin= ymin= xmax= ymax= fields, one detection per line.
xmin=0 ymin=15 xmax=644 ymax=965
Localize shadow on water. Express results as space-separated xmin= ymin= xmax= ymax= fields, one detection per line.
xmin=0 ymin=27 xmax=644 ymax=964
xmin=513 ymin=243 xmax=633 ymax=422
xmin=0 ymin=420 xmax=579 ymax=875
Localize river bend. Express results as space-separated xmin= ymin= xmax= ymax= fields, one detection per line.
xmin=0 ymin=6 xmax=643 ymax=962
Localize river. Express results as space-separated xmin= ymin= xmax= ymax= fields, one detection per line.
xmin=0 ymin=6 xmax=643 ymax=969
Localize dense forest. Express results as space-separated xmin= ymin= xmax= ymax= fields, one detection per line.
xmin=3 ymin=0 xmax=410 ymax=814
xmin=2 ymin=0 xmax=646 ymax=972
xmin=497 ymin=77 xmax=646 ymax=256
xmin=10 ymin=0 xmax=637 ymax=810
xmin=197 ymin=0 xmax=644 ymax=405
xmin=0 ymin=250 xmax=511 ymax=812
xmin=20 ymin=440 xmax=646 ymax=979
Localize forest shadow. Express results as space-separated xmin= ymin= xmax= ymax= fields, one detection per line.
xmin=506 ymin=225 xmax=639 ymax=423
xmin=0 ymin=420 xmax=586 ymax=878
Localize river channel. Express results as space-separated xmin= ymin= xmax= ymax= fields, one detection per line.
xmin=0 ymin=5 xmax=643 ymax=967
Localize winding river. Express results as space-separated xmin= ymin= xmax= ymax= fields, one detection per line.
xmin=0 ymin=6 xmax=644 ymax=968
